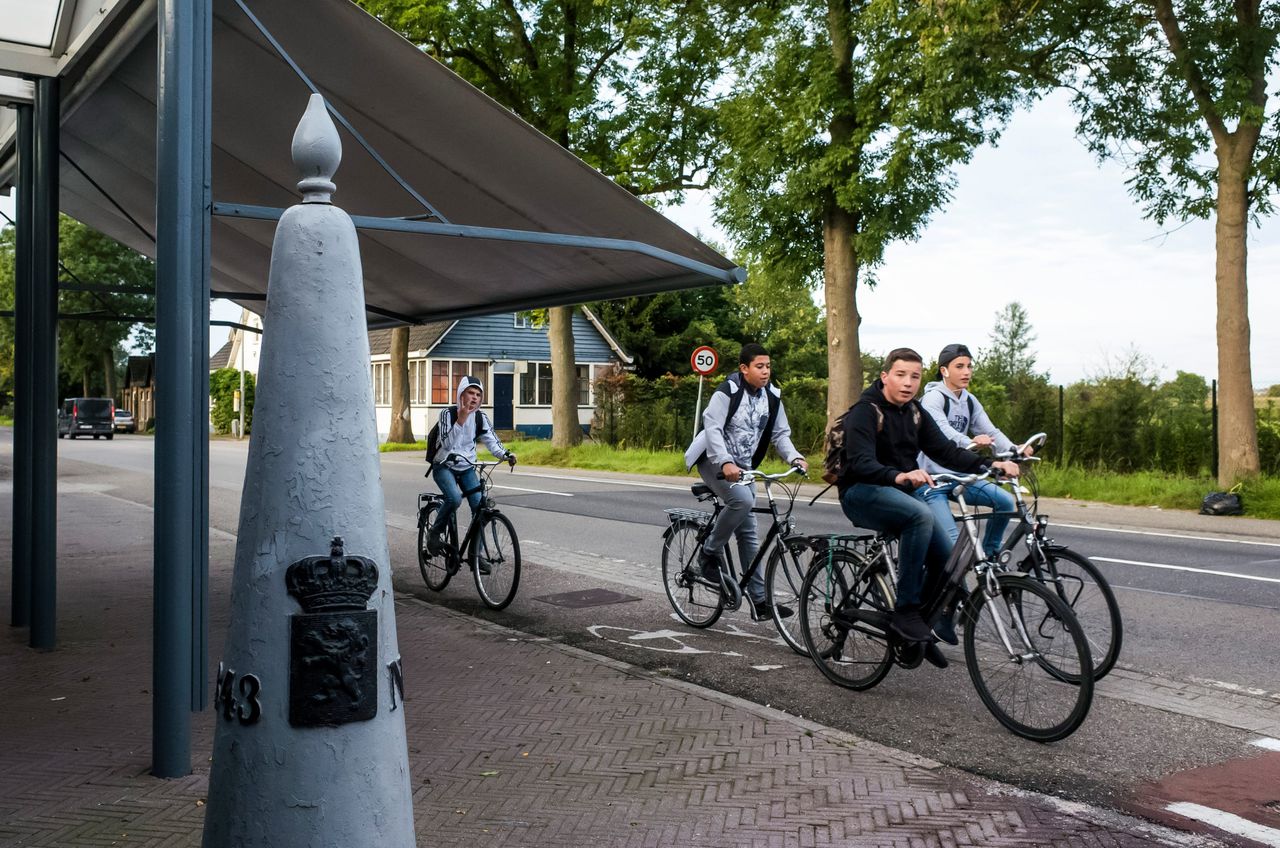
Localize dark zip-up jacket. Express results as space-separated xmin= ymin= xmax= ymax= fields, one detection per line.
xmin=838 ymin=380 xmax=989 ymax=492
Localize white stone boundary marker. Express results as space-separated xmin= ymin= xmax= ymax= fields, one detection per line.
xmin=201 ymin=93 xmax=415 ymax=848
xmin=1165 ymin=802 xmax=1280 ymax=847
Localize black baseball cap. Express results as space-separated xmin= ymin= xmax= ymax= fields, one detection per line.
xmin=937 ymin=343 xmax=972 ymax=376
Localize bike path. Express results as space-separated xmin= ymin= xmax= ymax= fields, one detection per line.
xmin=0 ymin=467 xmax=1225 ymax=847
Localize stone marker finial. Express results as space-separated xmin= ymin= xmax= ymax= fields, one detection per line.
xmin=292 ymin=93 xmax=341 ymax=203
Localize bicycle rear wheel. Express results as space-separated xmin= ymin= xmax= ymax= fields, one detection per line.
xmin=799 ymin=550 xmax=894 ymax=690
xmin=1022 ymin=546 xmax=1122 ymax=680
xmin=472 ymin=512 xmax=521 ymax=610
xmin=765 ymin=537 xmax=811 ymax=655
xmin=963 ymin=575 xmax=1094 ymax=742
xmin=417 ymin=504 xmax=452 ymax=591
xmin=661 ymin=519 xmax=723 ymax=628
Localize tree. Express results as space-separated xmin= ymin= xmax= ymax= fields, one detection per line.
xmin=358 ymin=0 xmax=771 ymax=447
xmin=945 ymin=0 xmax=1277 ymax=485
xmin=590 ymin=286 xmax=747 ymax=379
xmin=980 ymin=301 xmax=1038 ymax=387
xmin=714 ymin=0 xmax=1023 ymax=425
xmin=0 ymin=216 xmax=153 ymax=401
xmin=387 ymin=326 xmax=415 ymax=443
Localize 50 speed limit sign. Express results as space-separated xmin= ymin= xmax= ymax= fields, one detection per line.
xmin=690 ymin=346 xmax=718 ymax=375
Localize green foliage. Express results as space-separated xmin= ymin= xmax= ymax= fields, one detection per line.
xmin=590 ymin=288 xmax=747 ymax=379
xmin=1267 ymin=384 xmax=1280 ymax=398
xmin=209 ymin=368 xmax=255 ymax=436
xmin=713 ymin=0 xmax=1025 ymax=293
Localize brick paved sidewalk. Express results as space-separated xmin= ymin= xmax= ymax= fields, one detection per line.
xmin=0 ymin=485 xmax=1214 ymax=847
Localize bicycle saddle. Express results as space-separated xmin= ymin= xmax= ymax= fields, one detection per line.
xmin=690 ymin=483 xmax=714 ymax=499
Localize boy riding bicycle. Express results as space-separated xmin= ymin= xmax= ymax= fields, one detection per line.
xmin=426 ymin=376 xmax=516 ymax=553
xmin=832 ymin=348 xmax=1020 ymax=656
xmin=916 ymin=343 xmax=1031 ymax=559
xmin=684 ymin=343 xmax=808 ymax=621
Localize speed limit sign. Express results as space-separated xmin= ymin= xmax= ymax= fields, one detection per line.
xmin=690 ymin=345 xmax=718 ymax=375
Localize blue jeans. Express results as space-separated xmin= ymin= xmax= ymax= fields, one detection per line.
xmin=431 ymin=466 xmax=483 ymax=535
xmin=914 ymin=479 xmax=1015 ymax=559
xmin=840 ymin=483 xmax=952 ymax=610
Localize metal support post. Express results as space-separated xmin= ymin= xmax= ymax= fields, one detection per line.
xmin=30 ymin=78 xmax=59 ymax=651
xmin=238 ymin=334 xmax=245 ymax=439
xmin=154 ymin=0 xmax=212 ymax=779
xmin=11 ymin=103 xmax=34 ymax=629
xmin=1211 ymin=379 xmax=1218 ymax=479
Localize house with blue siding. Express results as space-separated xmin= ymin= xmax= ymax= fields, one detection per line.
xmin=367 ymin=308 xmax=631 ymax=439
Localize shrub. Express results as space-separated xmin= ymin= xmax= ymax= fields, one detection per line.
xmin=210 ymin=367 xmax=255 ymax=435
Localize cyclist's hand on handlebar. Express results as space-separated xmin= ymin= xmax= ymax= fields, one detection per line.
xmin=506 ymin=453 xmax=518 ymax=468
xmin=992 ymin=460 xmax=1021 ymax=478
xmin=1020 ymin=444 xmax=1036 ymax=458
xmin=896 ymin=469 xmax=934 ymax=488
xmin=971 ymin=434 xmax=995 ymax=448
xmin=721 ymin=462 xmax=743 ymax=483
xmin=791 ymin=457 xmax=809 ymax=474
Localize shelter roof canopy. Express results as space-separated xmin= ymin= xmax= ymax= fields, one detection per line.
xmin=1 ymin=0 xmax=740 ymax=325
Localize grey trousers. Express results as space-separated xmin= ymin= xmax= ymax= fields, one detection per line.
xmin=697 ymin=460 xmax=765 ymax=602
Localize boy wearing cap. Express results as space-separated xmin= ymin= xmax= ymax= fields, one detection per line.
xmin=426 ymin=376 xmax=516 ymax=552
xmin=917 ymin=343 xmax=1026 ymax=559
xmin=684 ymin=343 xmax=808 ymax=621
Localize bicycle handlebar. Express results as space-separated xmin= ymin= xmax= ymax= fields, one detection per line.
xmin=721 ymin=464 xmax=808 ymax=487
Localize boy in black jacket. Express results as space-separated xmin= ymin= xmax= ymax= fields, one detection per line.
xmin=835 ymin=348 xmax=1020 ymax=648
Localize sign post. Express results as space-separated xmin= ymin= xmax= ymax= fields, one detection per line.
xmin=690 ymin=345 xmax=718 ymax=438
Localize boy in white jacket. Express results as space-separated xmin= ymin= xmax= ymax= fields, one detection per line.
xmin=426 ymin=376 xmax=516 ymax=552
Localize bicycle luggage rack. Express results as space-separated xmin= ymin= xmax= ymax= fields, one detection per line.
xmin=664 ymin=507 xmax=712 ymax=526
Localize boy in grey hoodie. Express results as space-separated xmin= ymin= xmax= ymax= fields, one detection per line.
xmin=915 ymin=343 xmax=1020 ymax=558
xmin=683 ymin=343 xmax=807 ymax=620
xmin=426 ymin=375 xmax=516 ymax=552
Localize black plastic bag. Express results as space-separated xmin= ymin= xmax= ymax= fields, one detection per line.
xmin=1200 ymin=491 xmax=1244 ymax=516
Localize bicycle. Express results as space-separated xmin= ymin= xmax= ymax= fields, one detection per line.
xmin=992 ymin=434 xmax=1123 ymax=680
xmin=417 ymin=455 xmax=521 ymax=610
xmin=798 ymin=467 xmax=1094 ymax=742
xmin=661 ymin=465 xmax=815 ymax=654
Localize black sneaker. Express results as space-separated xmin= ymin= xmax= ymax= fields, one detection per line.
xmin=426 ymin=531 xmax=446 ymax=555
xmin=923 ymin=642 xmax=949 ymax=669
xmin=698 ymin=551 xmax=723 ymax=584
xmin=750 ymin=598 xmax=793 ymax=622
xmin=932 ymin=609 xmax=959 ymax=646
xmin=889 ymin=609 xmax=933 ymax=642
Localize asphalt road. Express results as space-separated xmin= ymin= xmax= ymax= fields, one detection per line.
xmin=45 ymin=434 xmax=1280 ymax=830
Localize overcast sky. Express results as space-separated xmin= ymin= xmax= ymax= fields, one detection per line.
xmin=4 ymin=89 xmax=1277 ymax=389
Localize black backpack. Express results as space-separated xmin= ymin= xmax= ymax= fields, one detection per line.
xmin=821 ymin=400 xmax=920 ymax=485
xmin=426 ymin=406 xmax=489 ymax=469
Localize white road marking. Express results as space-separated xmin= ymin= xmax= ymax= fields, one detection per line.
xmin=1092 ymin=556 xmax=1280 ymax=584
xmin=1164 ymin=802 xmax=1280 ymax=846
xmin=491 ymin=484 xmax=573 ymax=497
xmin=751 ymin=665 xmax=785 ymax=671
xmin=1251 ymin=737 xmax=1280 ymax=751
xmin=1057 ymin=522 xmax=1280 ymax=548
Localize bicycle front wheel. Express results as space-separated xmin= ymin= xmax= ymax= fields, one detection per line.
xmin=417 ymin=504 xmax=452 ymax=591
xmin=963 ymin=575 xmax=1094 ymax=742
xmin=661 ymin=519 xmax=723 ymax=628
xmin=799 ymin=550 xmax=894 ymax=690
xmin=765 ymin=537 xmax=812 ymax=655
xmin=1022 ymin=546 xmax=1122 ymax=680
xmin=472 ymin=512 xmax=521 ymax=610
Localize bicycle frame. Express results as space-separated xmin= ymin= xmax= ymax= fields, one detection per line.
xmin=428 ymin=461 xmax=507 ymax=567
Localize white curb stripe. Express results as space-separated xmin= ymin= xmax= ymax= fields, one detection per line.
xmin=1251 ymin=737 xmax=1280 ymax=751
xmin=1165 ymin=802 xmax=1280 ymax=846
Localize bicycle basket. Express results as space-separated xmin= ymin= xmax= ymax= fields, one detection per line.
xmin=664 ymin=507 xmax=712 ymax=527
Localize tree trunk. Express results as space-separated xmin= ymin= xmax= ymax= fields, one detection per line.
xmin=102 ymin=348 xmax=117 ymax=400
xmin=387 ymin=326 xmax=416 ymax=444
xmin=824 ymin=0 xmax=862 ymax=426
xmin=549 ymin=305 xmax=582 ymax=448
xmin=82 ymin=368 xmax=91 ymax=396
xmin=824 ymin=205 xmax=862 ymax=425
xmin=1214 ymin=139 xmax=1260 ymax=486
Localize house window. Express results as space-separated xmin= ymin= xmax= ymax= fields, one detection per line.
xmin=371 ymin=362 xmax=391 ymax=406
xmin=409 ymin=359 xmax=428 ymax=405
xmin=513 ymin=314 xmax=529 ymax=329
xmin=519 ymin=363 xmax=592 ymax=405
xmin=431 ymin=360 xmax=491 ymax=404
